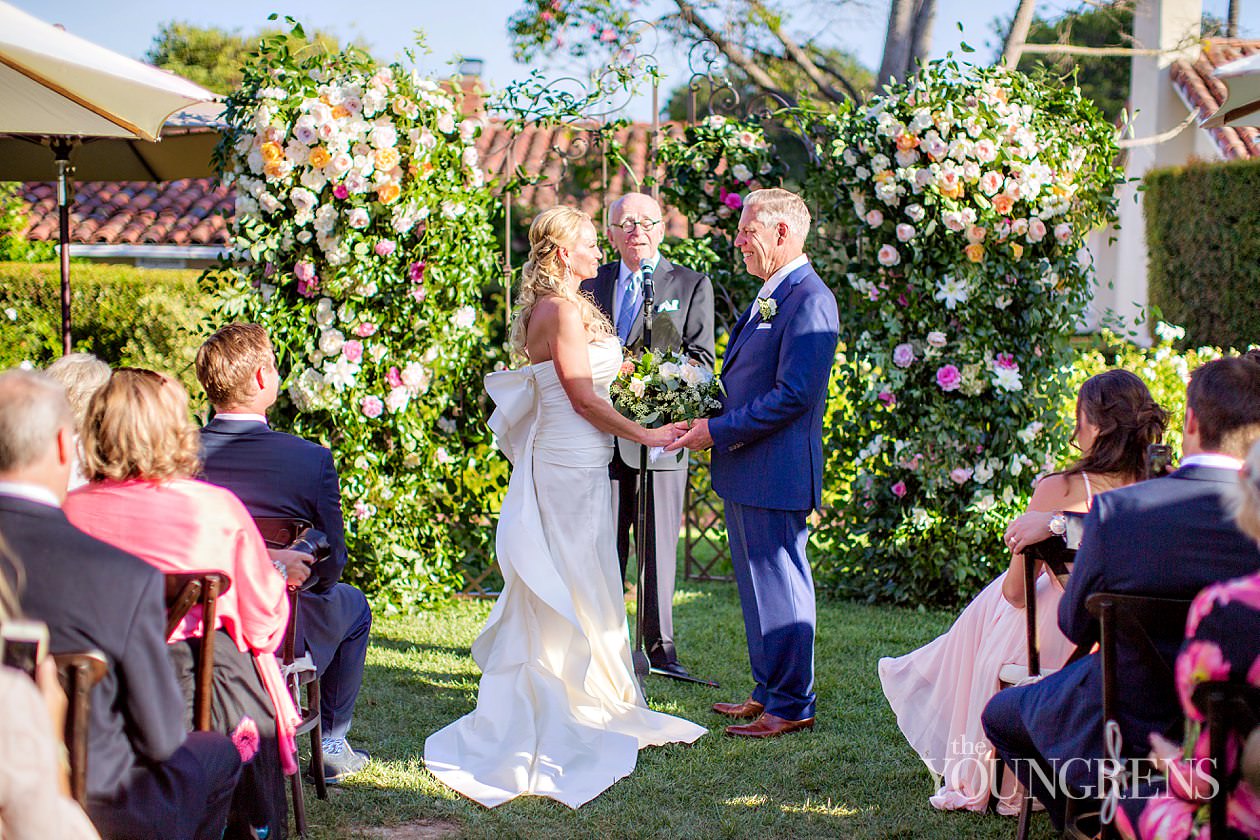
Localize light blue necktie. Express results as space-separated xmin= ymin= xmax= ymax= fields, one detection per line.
xmin=617 ymin=272 xmax=641 ymax=344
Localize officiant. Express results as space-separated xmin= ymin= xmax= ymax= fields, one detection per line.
xmin=581 ymin=192 xmax=715 ymax=679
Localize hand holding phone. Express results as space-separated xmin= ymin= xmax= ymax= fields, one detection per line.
xmin=0 ymin=619 xmax=49 ymax=679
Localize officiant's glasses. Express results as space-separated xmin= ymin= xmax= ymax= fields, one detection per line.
xmin=616 ymin=218 xmax=661 ymax=233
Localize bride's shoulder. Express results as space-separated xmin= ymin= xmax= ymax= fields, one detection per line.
xmin=1029 ymin=471 xmax=1082 ymax=508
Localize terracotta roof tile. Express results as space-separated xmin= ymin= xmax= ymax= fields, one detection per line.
xmin=1170 ymin=38 xmax=1260 ymax=160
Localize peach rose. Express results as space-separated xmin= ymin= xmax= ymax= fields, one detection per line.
xmin=261 ymin=141 xmax=284 ymax=163
xmin=376 ymin=182 xmax=401 ymax=205
xmin=375 ymin=147 xmax=400 ymax=171
xmin=965 ymin=243 xmax=985 ymax=263
xmin=331 ymin=105 xmax=351 ymax=120
xmin=308 ymin=147 xmax=332 ymax=168
xmin=992 ymin=193 xmax=1015 ymax=215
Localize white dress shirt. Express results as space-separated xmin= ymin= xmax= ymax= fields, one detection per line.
xmin=757 ymin=254 xmax=809 ymax=300
xmin=0 ymin=480 xmax=60 ymax=508
xmin=212 ymin=413 xmax=268 ymax=425
xmin=1179 ymin=453 xmax=1245 ymax=471
xmin=613 ymin=255 xmax=661 ymax=327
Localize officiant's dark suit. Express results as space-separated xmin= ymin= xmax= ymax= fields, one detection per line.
xmin=199 ymin=416 xmax=372 ymax=747
xmin=580 ymin=193 xmax=714 ymax=673
xmin=983 ymin=356 xmax=1260 ymax=829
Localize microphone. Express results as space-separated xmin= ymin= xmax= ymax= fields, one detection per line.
xmin=640 ymin=262 xmax=655 ymax=348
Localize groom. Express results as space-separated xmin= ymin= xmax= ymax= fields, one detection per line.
xmin=668 ymin=188 xmax=839 ymax=737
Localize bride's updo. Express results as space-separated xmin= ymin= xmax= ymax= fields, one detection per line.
xmin=508 ymin=206 xmax=613 ymax=360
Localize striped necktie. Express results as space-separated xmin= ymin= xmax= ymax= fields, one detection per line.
xmin=617 ymin=272 xmax=641 ymax=344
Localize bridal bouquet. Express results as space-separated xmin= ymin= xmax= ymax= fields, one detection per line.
xmin=610 ymin=351 xmax=723 ymax=426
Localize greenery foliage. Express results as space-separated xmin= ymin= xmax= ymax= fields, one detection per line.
xmin=206 ymin=20 xmax=505 ymax=608
xmin=0 ymin=185 xmax=56 ymax=263
xmin=1144 ymin=157 xmax=1260 ymax=351
xmin=0 ymin=263 xmax=207 ymax=392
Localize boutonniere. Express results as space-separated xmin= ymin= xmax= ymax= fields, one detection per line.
xmin=757 ymin=298 xmax=777 ymax=323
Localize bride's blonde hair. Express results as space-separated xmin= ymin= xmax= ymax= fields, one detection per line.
xmin=508 ymin=206 xmax=614 ymax=360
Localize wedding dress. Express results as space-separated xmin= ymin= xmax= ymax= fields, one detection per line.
xmin=424 ymin=338 xmax=705 ymax=808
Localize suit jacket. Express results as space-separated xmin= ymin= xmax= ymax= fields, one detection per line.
xmin=0 ymin=495 xmax=186 ymax=801
xmin=583 ymin=256 xmax=715 ymax=476
xmin=708 ymin=261 xmax=839 ymax=511
xmin=198 ymin=418 xmax=347 ymax=594
xmin=1029 ymin=464 xmax=1260 ymax=766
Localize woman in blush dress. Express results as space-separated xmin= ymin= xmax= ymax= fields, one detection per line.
xmin=424 ymin=206 xmax=706 ymax=809
xmin=63 ymin=368 xmax=301 ymax=840
xmin=879 ymin=369 xmax=1168 ymax=814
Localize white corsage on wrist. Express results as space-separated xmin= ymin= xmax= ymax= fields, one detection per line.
xmin=757 ymin=297 xmax=777 ymax=323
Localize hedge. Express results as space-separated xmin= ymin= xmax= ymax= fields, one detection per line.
xmin=0 ymin=262 xmax=209 ymax=394
xmin=1145 ymin=157 xmax=1260 ymax=349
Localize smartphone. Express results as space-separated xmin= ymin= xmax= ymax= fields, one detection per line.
xmin=0 ymin=619 xmax=49 ymax=679
xmin=1146 ymin=444 xmax=1174 ymax=479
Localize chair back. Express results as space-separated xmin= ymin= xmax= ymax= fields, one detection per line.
xmin=53 ymin=649 xmax=108 ymax=806
xmin=1020 ymin=534 xmax=1078 ymax=677
xmin=1192 ymin=680 xmax=1260 ymax=839
xmin=163 ymin=571 xmax=231 ymax=731
xmin=250 ymin=517 xmax=312 ymax=663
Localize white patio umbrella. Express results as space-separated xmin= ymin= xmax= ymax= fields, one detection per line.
xmin=0 ymin=0 xmax=218 ymax=353
xmin=1202 ymin=51 xmax=1260 ymax=128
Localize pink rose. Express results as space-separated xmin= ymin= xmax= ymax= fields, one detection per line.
xmin=360 ymin=395 xmax=384 ymax=419
xmin=297 ymin=277 xmax=319 ymax=298
xmin=333 ymin=184 xmax=349 ymax=200
xmin=342 ymin=340 xmax=363 ymax=363
xmin=294 ymin=261 xmax=317 ymax=282
xmin=892 ymin=342 xmax=915 ymax=368
xmin=877 ymin=390 xmax=896 ymax=407
xmin=994 ymin=352 xmax=1018 ymax=370
xmin=386 ymin=366 xmax=403 ymax=388
xmin=891 ymin=481 xmax=908 ymax=498
xmin=411 ymin=287 xmax=426 ymax=303
xmin=936 ymin=364 xmax=962 ymax=392
xmin=949 ymin=467 xmax=973 ymax=485
xmin=1054 ymin=222 xmax=1073 ymax=245
xmin=1027 ymin=218 xmax=1047 ymax=243
xmin=374 ymin=239 xmax=396 ymax=258
xmin=354 ymin=323 xmax=377 ymax=338
xmin=877 ymin=244 xmax=901 ymax=267
xmin=408 ymin=261 xmax=426 ymax=283
xmin=723 ymin=191 xmax=743 ymax=210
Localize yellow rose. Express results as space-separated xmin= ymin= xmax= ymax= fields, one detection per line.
xmin=1010 ymin=242 xmax=1024 ymax=260
xmin=308 ymin=147 xmax=332 ymax=168
xmin=376 ymin=182 xmax=401 ymax=205
xmin=260 ymin=141 xmax=284 ymax=164
xmin=965 ymin=243 xmax=985 ymax=263
xmin=263 ymin=160 xmax=286 ymax=178
xmin=939 ymin=182 xmax=964 ymax=200
xmin=375 ymin=147 xmax=400 ymax=171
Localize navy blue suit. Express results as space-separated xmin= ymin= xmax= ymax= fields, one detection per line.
xmin=1 ymin=494 xmax=240 ymax=840
xmin=709 ymin=260 xmax=839 ymax=720
xmin=198 ymin=418 xmax=371 ymax=743
xmin=982 ymin=464 xmax=1260 ymax=827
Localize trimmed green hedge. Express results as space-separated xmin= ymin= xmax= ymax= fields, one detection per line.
xmin=1145 ymin=158 xmax=1260 ymax=349
xmin=0 ymin=262 xmax=208 ymax=393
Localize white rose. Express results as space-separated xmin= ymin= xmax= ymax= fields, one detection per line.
xmin=314 ymin=297 xmax=336 ymax=326
xmin=321 ymin=355 xmax=358 ymax=391
xmin=658 ymin=362 xmax=682 ymax=382
xmin=731 ymin=163 xmax=753 ymax=182
xmin=319 ymin=328 xmax=345 ymax=355
xmin=865 ymin=209 xmax=884 ymax=228
xmin=401 ymin=362 xmax=432 ymax=393
xmin=926 ymin=331 xmax=947 ymax=348
xmin=453 ymin=306 xmax=476 ymax=328
xmin=896 ymin=223 xmax=916 ymax=242
xmin=629 ymin=377 xmax=647 ymax=398
xmin=347 ymin=208 xmax=370 ymax=229
xmin=679 ymin=364 xmax=705 ymax=387
xmin=386 ymin=387 xmax=410 ymax=414
xmin=905 ymin=203 xmax=926 ymax=223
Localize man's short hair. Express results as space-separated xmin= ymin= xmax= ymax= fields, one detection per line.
xmin=0 ymin=369 xmax=73 ymax=472
xmin=45 ymin=353 xmax=110 ymax=429
xmin=195 ymin=323 xmax=273 ymax=408
xmin=746 ymin=188 xmax=811 ymax=240
xmin=1187 ymin=356 xmax=1260 ymax=458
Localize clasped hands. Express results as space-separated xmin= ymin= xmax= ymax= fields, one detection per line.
xmin=646 ymin=418 xmax=712 ymax=452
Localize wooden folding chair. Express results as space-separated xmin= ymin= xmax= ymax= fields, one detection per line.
xmin=251 ymin=515 xmax=328 ymax=837
xmin=163 ymin=571 xmax=231 ymax=731
xmin=1192 ymin=680 xmax=1260 ymax=839
xmin=53 ymin=649 xmax=108 ymax=806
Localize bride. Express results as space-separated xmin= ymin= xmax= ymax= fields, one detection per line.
xmin=424 ymin=207 xmax=706 ymax=808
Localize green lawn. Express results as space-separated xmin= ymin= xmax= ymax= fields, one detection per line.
xmin=296 ymin=582 xmax=1057 ymax=839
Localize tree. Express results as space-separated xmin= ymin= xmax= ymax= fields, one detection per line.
xmin=877 ymin=0 xmax=937 ymax=86
xmin=508 ymin=0 xmax=872 ymax=106
xmin=146 ymin=22 xmax=349 ymax=95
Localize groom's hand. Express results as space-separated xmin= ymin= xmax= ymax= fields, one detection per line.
xmin=665 ymin=418 xmax=713 ymax=452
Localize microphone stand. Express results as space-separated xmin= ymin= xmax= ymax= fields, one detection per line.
xmin=631 ymin=263 xmax=654 ymax=696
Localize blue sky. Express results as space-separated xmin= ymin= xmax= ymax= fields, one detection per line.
xmin=11 ymin=0 xmax=1258 ymax=119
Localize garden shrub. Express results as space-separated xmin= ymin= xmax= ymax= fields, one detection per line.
xmin=1145 ymin=157 xmax=1260 ymax=350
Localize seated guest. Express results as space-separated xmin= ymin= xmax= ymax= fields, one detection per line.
xmin=880 ymin=370 xmax=1167 ymax=813
xmin=44 ymin=353 xmax=110 ymax=490
xmin=62 ymin=368 xmax=301 ymax=840
xmin=0 ymin=369 xmax=240 ymax=840
xmin=1113 ymin=437 xmax=1260 ymax=838
xmin=0 ymin=538 xmax=100 ymax=840
xmin=195 ymin=323 xmax=372 ymax=782
xmin=983 ymin=356 xmax=1260 ymax=830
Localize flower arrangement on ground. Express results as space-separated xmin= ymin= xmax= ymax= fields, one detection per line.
xmin=206 ymin=21 xmax=503 ymax=606
xmin=804 ymin=60 xmax=1124 ymax=605
xmin=610 ymin=350 xmax=724 ymax=426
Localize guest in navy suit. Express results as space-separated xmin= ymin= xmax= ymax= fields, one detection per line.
xmin=0 ymin=369 xmax=241 ymax=840
xmin=982 ymin=356 xmax=1260 ymax=829
xmin=195 ymin=324 xmax=373 ymax=783
xmin=669 ymin=188 xmax=839 ymax=738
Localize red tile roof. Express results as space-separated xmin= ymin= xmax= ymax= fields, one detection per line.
xmin=19 ymin=120 xmax=686 ymax=247
xmin=1170 ymin=38 xmax=1260 ymax=160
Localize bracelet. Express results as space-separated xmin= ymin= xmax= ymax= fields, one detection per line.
xmin=272 ymin=557 xmax=287 ymax=578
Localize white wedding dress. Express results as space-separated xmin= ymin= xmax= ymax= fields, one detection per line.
xmin=424 ymin=338 xmax=706 ymax=808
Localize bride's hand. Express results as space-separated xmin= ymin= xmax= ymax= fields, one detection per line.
xmin=639 ymin=424 xmax=679 ymax=448
xmin=1003 ymin=510 xmax=1055 ymax=553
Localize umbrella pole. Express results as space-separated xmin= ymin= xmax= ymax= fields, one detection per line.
xmin=52 ymin=139 xmax=73 ymax=356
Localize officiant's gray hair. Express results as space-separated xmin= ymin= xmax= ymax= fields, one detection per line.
xmin=746 ymin=188 xmax=811 ymax=240
xmin=0 ymin=369 xmax=73 ymax=472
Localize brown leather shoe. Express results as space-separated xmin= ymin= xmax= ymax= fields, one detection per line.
xmin=725 ymin=712 xmax=815 ymax=738
xmin=712 ymin=698 xmax=765 ymax=719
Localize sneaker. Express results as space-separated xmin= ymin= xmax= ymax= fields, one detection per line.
xmin=320 ymin=737 xmax=370 ymax=783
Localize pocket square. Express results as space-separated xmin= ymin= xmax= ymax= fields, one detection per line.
xmin=656 ymin=299 xmax=680 ymax=313
xmin=755 ymin=323 xmax=773 ymax=330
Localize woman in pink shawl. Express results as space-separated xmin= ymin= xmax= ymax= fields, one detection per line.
xmin=64 ymin=368 xmax=299 ymax=840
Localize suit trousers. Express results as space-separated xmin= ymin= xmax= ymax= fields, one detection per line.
xmin=87 ymin=731 xmax=241 ymax=840
xmin=725 ymin=500 xmax=816 ymax=720
xmin=300 ymin=583 xmax=373 ymax=742
xmin=611 ymin=464 xmax=686 ymax=667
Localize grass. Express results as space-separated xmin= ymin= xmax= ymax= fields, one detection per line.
xmin=296 ymin=582 xmax=1058 ymax=839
